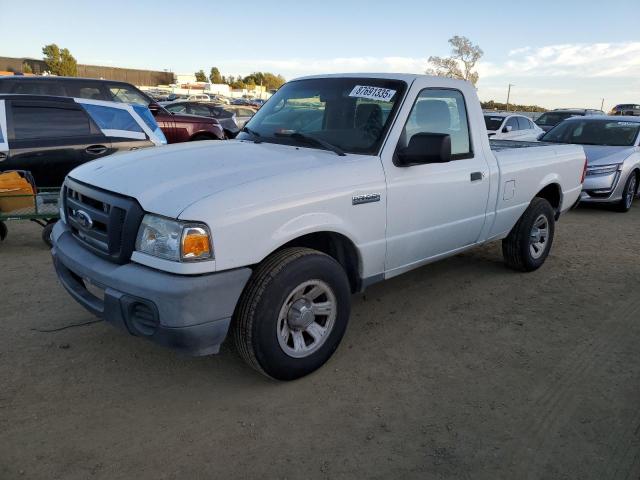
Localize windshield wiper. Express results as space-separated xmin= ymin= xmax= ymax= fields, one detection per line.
xmin=241 ymin=126 xmax=262 ymax=143
xmin=274 ymin=131 xmax=346 ymax=156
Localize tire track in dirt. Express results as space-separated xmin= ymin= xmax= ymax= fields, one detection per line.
xmin=509 ymin=295 xmax=640 ymax=478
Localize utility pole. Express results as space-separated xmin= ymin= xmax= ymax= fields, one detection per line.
xmin=506 ymin=84 xmax=515 ymax=112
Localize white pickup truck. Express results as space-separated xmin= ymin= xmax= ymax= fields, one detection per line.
xmin=51 ymin=74 xmax=586 ymax=380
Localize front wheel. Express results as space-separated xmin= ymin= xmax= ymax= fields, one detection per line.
xmin=502 ymin=197 xmax=556 ymax=272
xmin=233 ymin=248 xmax=351 ymax=380
xmin=615 ymin=172 xmax=637 ymax=212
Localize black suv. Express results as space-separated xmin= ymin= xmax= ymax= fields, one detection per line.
xmin=0 ymin=76 xmax=224 ymax=143
xmin=535 ymin=108 xmax=605 ymax=132
xmin=0 ymin=95 xmax=157 ymax=187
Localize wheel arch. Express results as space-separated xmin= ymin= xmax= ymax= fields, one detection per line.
xmin=267 ymin=231 xmax=363 ymax=293
xmin=534 ymin=182 xmax=562 ymax=219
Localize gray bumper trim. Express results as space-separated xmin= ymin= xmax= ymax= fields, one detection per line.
xmin=51 ymin=221 xmax=252 ymax=356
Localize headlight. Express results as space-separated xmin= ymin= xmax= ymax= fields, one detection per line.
xmin=586 ymin=164 xmax=621 ymax=176
xmin=58 ymin=186 xmax=66 ymax=223
xmin=135 ymin=214 xmax=213 ymax=262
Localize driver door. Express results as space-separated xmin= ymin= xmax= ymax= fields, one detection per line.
xmin=382 ymin=86 xmax=491 ymax=276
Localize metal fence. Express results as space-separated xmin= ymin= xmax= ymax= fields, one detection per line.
xmin=0 ymin=57 xmax=173 ymax=86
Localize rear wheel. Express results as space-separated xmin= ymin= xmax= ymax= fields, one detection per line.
xmin=233 ymin=247 xmax=351 ymax=380
xmin=615 ymin=172 xmax=637 ymax=212
xmin=502 ymin=197 xmax=555 ymax=272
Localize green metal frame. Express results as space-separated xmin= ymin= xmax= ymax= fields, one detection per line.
xmin=0 ymin=187 xmax=60 ymax=221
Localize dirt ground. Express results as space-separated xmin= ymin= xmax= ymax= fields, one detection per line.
xmin=1 ymin=205 xmax=639 ymax=480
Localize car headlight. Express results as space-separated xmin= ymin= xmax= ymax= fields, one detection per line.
xmin=135 ymin=214 xmax=213 ymax=262
xmin=586 ymin=164 xmax=621 ymax=176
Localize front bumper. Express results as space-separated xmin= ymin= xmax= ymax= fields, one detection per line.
xmin=580 ymin=170 xmax=623 ymax=204
xmin=51 ymin=221 xmax=252 ymax=356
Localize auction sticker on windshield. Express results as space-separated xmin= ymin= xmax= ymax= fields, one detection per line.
xmin=349 ymin=85 xmax=396 ymax=102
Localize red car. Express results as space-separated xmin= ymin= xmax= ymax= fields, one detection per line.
xmin=0 ymin=76 xmax=225 ymax=143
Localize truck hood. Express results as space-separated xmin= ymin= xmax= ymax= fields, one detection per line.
xmin=582 ymin=145 xmax=635 ymax=166
xmin=68 ymin=140 xmax=344 ymax=218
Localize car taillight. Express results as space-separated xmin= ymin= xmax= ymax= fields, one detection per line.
xmin=580 ymin=159 xmax=588 ymax=183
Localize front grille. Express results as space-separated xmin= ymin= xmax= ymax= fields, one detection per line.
xmin=64 ymin=178 xmax=144 ymax=264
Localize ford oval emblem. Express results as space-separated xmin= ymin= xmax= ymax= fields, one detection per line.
xmin=75 ymin=210 xmax=93 ymax=229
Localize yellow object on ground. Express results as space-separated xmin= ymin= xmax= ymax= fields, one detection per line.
xmin=0 ymin=171 xmax=36 ymax=213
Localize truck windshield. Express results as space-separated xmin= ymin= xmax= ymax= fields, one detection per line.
xmin=484 ymin=115 xmax=504 ymax=131
xmin=542 ymin=119 xmax=640 ymax=146
xmin=237 ymin=78 xmax=407 ymax=155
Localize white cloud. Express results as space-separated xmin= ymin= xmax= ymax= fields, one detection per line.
xmin=214 ymin=42 xmax=640 ymax=109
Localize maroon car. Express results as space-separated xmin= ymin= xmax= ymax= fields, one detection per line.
xmin=0 ymin=76 xmax=225 ymax=143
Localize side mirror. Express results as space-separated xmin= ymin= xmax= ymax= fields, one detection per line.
xmin=397 ymin=133 xmax=451 ymax=166
xmin=502 ymin=125 xmax=513 ymax=133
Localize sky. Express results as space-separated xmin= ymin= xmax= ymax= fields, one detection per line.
xmin=1 ymin=0 xmax=639 ymax=110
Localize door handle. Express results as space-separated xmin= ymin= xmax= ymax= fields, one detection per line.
xmin=470 ymin=171 xmax=484 ymax=182
xmin=0 ymin=152 xmax=6 ymax=162
xmin=85 ymin=145 xmax=107 ymax=156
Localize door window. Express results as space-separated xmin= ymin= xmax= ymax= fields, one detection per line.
xmin=12 ymin=105 xmax=92 ymax=139
xmin=165 ymin=103 xmax=187 ymax=114
xmin=10 ymin=82 xmax=66 ymax=96
xmin=188 ymin=104 xmax=212 ymax=116
xmin=517 ymin=117 xmax=533 ymax=130
xmin=106 ymin=83 xmax=150 ymax=106
xmin=505 ymin=117 xmax=519 ymax=131
xmin=402 ymin=89 xmax=471 ymax=157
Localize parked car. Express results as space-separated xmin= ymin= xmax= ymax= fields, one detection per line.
xmin=207 ymin=95 xmax=230 ymax=105
xmin=0 ymin=77 xmax=225 ymax=143
xmin=185 ymin=94 xmax=211 ymax=102
xmin=223 ymin=105 xmax=256 ymax=128
xmin=231 ymin=98 xmax=254 ymax=106
xmin=483 ymin=113 xmax=544 ymax=141
xmin=51 ymin=73 xmax=585 ymax=380
xmin=609 ymin=104 xmax=640 ymax=116
xmin=249 ymin=98 xmax=266 ymax=108
xmin=0 ymin=94 xmax=165 ymax=187
xmin=535 ymin=108 xmax=605 ymax=132
xmin=163 ymin=101 xmax=240 ymax=138
xmin=541 ymin=116 xmax=640 ymax=211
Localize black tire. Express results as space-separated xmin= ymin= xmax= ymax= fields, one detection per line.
xmin=0 ymin=221 xmax=7 ymax=241
xmin=233 ymin=247 xmax=351 ymax=381
xmin=614 ymin=171 xmax=637 ymax=213
xmin=42 ymin=221 xmax=54 ymax=247
xmin=502 ymin=197 xmax=555 ymax=272
xmin=191 ymin=134 xmax=217 ymax=141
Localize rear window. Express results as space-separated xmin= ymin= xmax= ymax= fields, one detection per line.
xmin=12 ymin=105 xmax=92 ymax=139
xmin=107 ymin=83 xmax=150 ymax=106
xmin=517 ymin=117 xmax=533 ymax=130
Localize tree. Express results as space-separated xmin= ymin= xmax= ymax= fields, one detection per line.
xmin=209 ymin=67 xmax=223 ymax=84
xmin=426 ymin=36 xmax=483 ymax=86
xmin=194 ymin=69 xmax=207 ymax=82
xmin=230 ymin=77 xmax=246 ymax=89
xmin=22 ymin=62 xmax=33 ymax=74
xmin=42 ymin=43 xmax=78 ymax=76
xmin=241 ymin=72 xmax=286 ymax=90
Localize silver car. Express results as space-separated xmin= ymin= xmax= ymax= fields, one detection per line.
xmin=541 ymin=116 xmax=640 ymax=212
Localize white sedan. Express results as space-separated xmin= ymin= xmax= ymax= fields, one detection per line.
xmin=484 ymin=113 xmax=544 ymax=141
